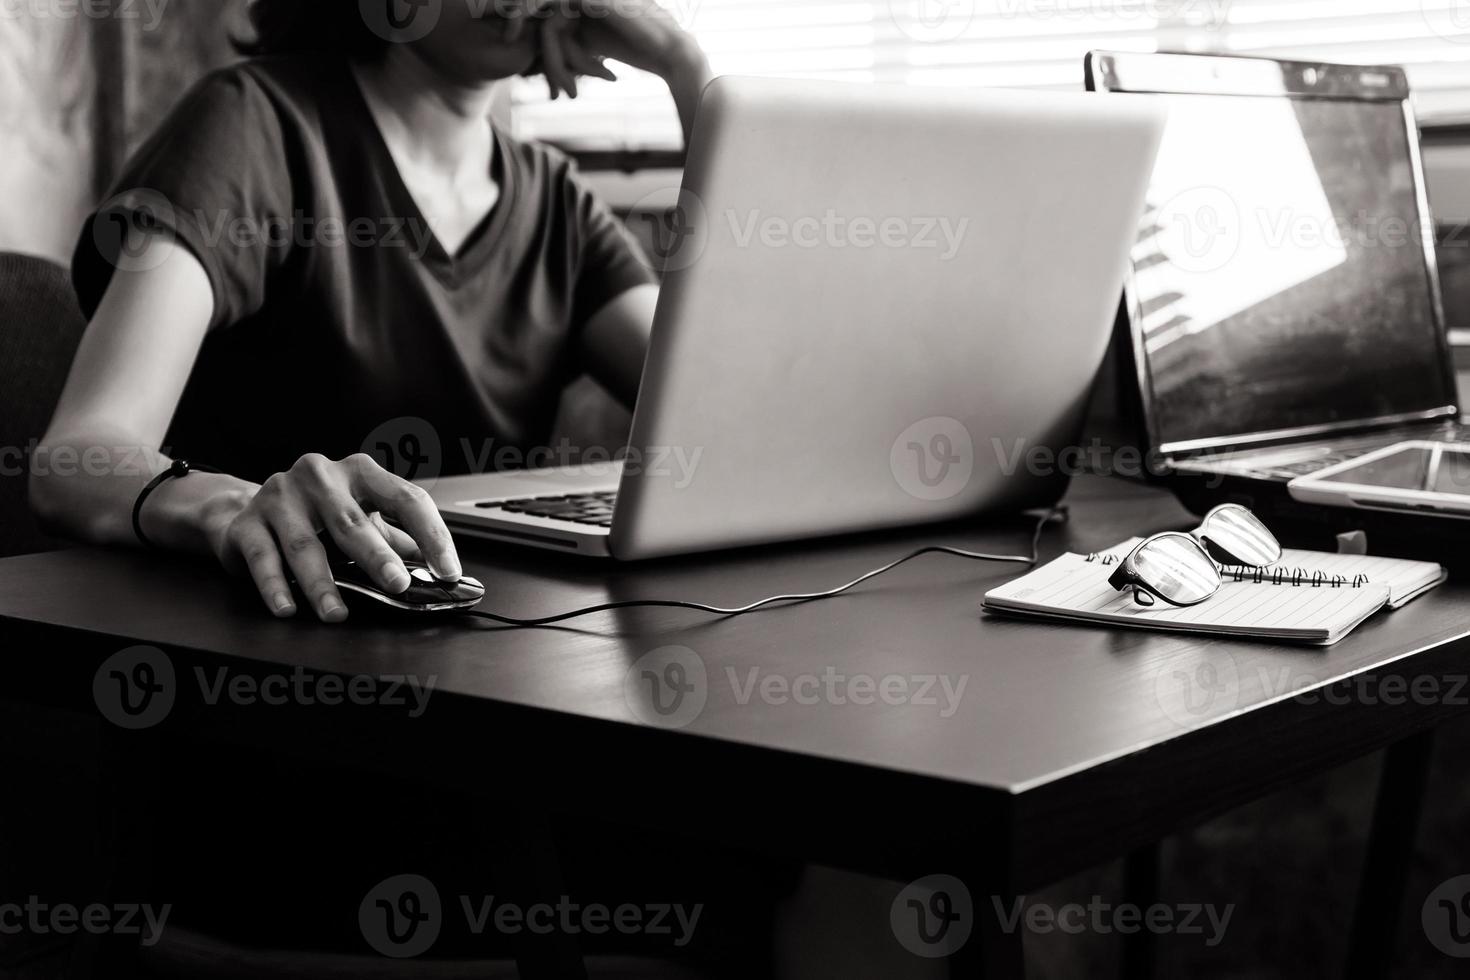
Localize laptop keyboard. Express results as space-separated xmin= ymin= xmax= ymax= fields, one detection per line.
xmin=475 ymin=490 xmax=618 ymax=527
xmin=1187 ymin=421 xmax=1470 ymax=481
xmin=1251 ymin=453 xmax=1366 ymax=480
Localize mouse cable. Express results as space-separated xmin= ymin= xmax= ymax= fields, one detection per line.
xmin=463 ymin=506 xmax=1068 ymax=628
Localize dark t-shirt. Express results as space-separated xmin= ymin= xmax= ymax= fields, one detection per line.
xmin=73 ymin=55 xmax=653 ymax=482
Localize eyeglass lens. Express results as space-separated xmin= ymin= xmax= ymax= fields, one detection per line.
xmin=1132 ymin=535 xmax=1222 ymax=606
xmin=1198 ymin=505 xmax=1282 ymax=568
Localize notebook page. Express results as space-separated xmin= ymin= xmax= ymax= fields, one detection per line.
xmin=1274 ymin=551 xmax=1445 ymax=609
xmin=985 ymin=553 xmax=1390 ymax=643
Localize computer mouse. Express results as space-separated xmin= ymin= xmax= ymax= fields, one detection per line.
xmin=330 ymin=561 xmax=486 ymax=614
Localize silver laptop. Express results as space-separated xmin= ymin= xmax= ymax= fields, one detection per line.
xmin=428 ymin=75 xmax=1165 ymax=559
xmin=1087 ymin=51 xmax=1467 ymax=493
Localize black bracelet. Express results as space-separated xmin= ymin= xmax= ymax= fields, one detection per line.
xmin=132 ymin=459 xmax=218 ymax=550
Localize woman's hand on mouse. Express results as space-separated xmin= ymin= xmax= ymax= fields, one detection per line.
xmin=207 ymin=453 xmax=462 ymax=623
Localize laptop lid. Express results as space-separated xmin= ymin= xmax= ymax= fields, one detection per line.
xmin=1088 ymin=51 xmax=1458 ymax=459
xmin=607 ymin=76 xmax=1165 ymax=560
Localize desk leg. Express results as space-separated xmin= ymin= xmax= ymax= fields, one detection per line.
xmin=1346 ymin=731 xmax=1436 ymax=980
xmin=472 ymin=798 xmax=587 ymax=980
xmin=86 ymin=728 xmax=161 ymax=980
xmin=947 ymin=886 xmax=1026 ymax=980
xmin=1122 ymin=843 xmax=1161 ymax=980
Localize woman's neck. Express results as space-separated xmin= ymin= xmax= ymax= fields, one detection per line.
xmin=351 ymin=47 xmax=499 ymax=176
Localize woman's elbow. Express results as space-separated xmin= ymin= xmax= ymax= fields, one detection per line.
xmin=27 ymin=448 xmax=106 ymax=543
xmin=28 ymin=459 xmax=69 ymax=537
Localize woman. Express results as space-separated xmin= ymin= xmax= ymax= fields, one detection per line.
xmin=32 ymin=0 xmax=710 ymax=623
xmin=28 ymin=3 xmax=812 ymax=971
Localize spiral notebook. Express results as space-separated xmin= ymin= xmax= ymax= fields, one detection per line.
xmin=983 ymin=538 xmax=1447 ymax=646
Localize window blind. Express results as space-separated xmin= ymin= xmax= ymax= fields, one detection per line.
xmin=511 ymin=1 xmax=1470 ymax=150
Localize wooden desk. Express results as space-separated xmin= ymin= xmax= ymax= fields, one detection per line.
xmin=4 ymin=476 xmax=1468 ymax=977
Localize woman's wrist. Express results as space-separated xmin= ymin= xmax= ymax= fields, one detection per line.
xmin=141 ymin=473 xmax=258 ymax=555
xmin=663 ymin=42 xmax=712 ymax=145
xmin=664 ymin=35 xmax=710 ymax=78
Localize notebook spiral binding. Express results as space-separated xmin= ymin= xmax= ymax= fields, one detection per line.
xmin=1083 ymin=553 xmax=1371 ymax=588
xmin=1220 ymin=566 xmax=1371 ymax=588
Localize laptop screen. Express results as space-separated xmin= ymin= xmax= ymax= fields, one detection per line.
xmin=1092 ymin=54 xmax=1457 ymax=456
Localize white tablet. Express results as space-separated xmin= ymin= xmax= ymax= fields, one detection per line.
xmin=1288 ymin=441 xmax=1470 ymax=518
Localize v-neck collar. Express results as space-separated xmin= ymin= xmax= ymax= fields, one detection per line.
xmin=343 ymin=66 xmax=516 ymax=286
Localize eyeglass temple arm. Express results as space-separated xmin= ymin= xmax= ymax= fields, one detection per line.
xmin=1108 ymin=558 xmax=1136 ymax=592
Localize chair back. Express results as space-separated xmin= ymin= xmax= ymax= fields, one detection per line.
xmin=0 ymin=252 xmax=87 ymax=557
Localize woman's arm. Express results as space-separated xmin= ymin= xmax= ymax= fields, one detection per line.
xmin=33 ymin=232 xmax=461 ymax=623
xmin=581 ymin=283 xmax=658 ymax=409
xmin=32 ymin=234 xmax=238 ymax=549
xmin=527 ymin=3 xmax=708 ymax=403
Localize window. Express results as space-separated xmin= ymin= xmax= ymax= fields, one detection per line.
xmin=511 ymin=0 xmax=1470 ymax=151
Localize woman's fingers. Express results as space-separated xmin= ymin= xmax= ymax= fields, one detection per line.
xmin=215 ymin=454 xmax=460 ymax=624
xmin=226 ymin=514 xmax=297 ymax=618
xmin=563 ymin=37 xmax=618 ymax=82
xmin=317 ymin=493 xmax=412 ymax=595
xmin=258 ymin=488 xmax=348 ymax=623
xmin=291 ymin=454 xmax=412 ymax=597
xmin=349 ymin=455 xmax=462 ymax=582
xmin=540 ymin=18 xmax=577 ymax=99
xmin=372 ymin=513 xmax=425 ymax=562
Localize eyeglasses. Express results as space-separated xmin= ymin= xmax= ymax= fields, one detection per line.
xmin=1108 ymin=504 xmax=1283 ymax=608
